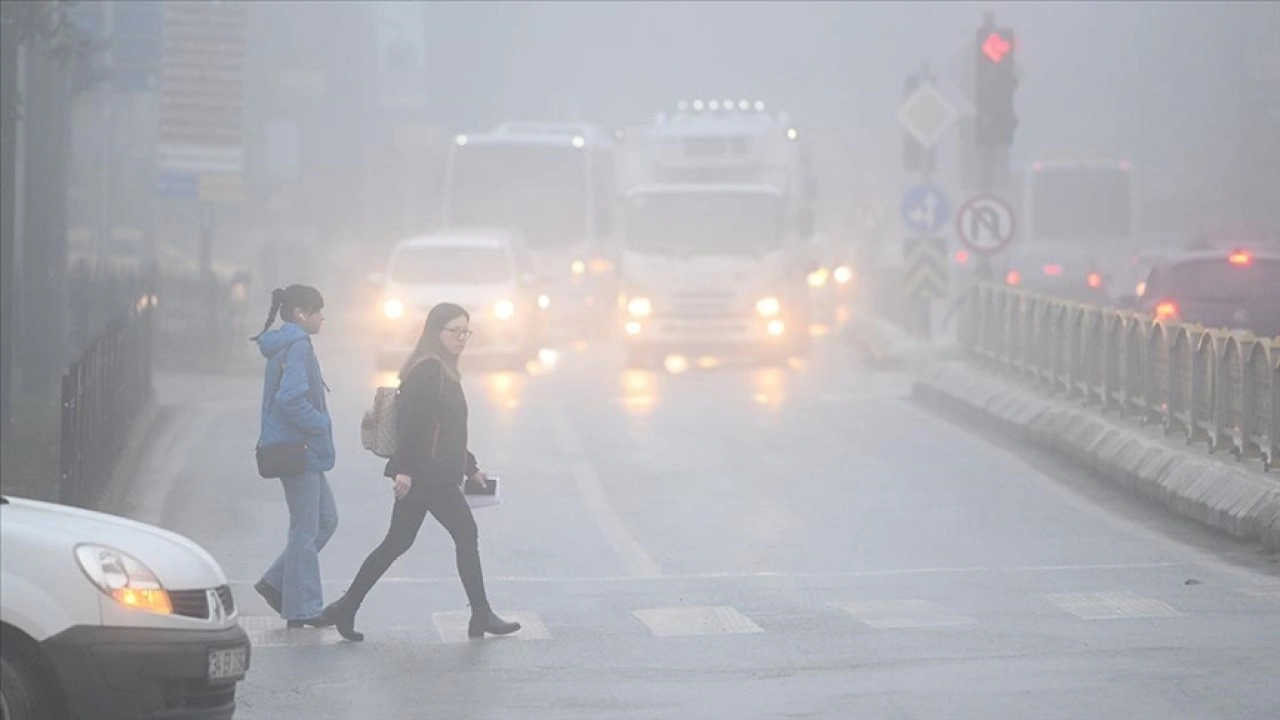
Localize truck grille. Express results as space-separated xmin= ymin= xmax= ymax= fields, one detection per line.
xmin=664 ymin=291 xmax=738 ymax=319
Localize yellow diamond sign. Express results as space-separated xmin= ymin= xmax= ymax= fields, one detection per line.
xmin=897 ymin=83 xmax=958 ymax=149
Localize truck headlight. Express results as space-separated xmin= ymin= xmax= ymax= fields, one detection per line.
xmin=538 ymin=294 xmax=551 ymax=310
xmin=833 ymin=265 xmax=854 ymax=285
xmin=807 ymin=268 xmax=829 ymax=288
xmin=571 ymin=259 xmax=586 ymax=276
xmin=75 ymin=544 xmax=173 ymax=615
xmin=494 ymin=299 xmax=516 ymax=320
xmin=627 ymin=297 xmax=652 ymax=318
xmin=382 ymin=298 xmax=405 ymax=320
xmin=756 ymin=296 xmax=781 ymax=318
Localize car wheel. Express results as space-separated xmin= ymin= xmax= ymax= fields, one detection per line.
xmin=1 ymin=640 xmax=55 ymax=720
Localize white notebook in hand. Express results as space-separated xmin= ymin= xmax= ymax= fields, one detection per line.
xmin=464 ymin=475 xmax=503 ymax=509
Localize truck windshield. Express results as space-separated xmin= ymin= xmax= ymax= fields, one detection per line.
xmin=389 ymin=246 xmax=513 ymax=285
xmin=1030 ymin=167 xmax=1132 ymax=240
xmin=624 ymin=192 xmax=782 ymax=256
xmin=447 ymin=144 xmax=587 ymax=251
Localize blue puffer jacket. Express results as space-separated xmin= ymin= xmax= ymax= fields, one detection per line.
xmin=256 ymin=322 xmax=335 ymax=473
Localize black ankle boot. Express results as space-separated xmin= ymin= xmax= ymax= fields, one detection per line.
xmin=322 ymin=595 xmax=364 ymax=642
xmin=468 ymin=610 xmax=521 ymax=638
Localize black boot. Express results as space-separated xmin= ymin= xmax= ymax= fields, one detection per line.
xmin=468 ymin=610 xmax=521 ymax=638
xmin=321 ymin=594 xmax=364 ymax=642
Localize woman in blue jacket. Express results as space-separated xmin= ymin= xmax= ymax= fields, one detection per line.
xmin=251 ymin=285 xmax=338 ymax=628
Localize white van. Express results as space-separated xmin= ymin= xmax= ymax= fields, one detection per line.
xmin=374 ymin=228 xmax=550 ymax=370
xmin=0 ymin=496 xmax=249 ymax=720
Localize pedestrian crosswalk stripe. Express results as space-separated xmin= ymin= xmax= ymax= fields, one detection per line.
xmin=431 ymin=610 xmax=551 ymax=643
xmin=1046 ymin=592 xmax=1183 ymax=620
xmin=1240 ymin=585 xmax=1280 ymax=604
xmin=240 ymin=616 xmax=345 ymax=647
xmin=833 ymin=599 xmax=977 ymax=629
xmin=633 ymin=606 xmax=765 ymax=637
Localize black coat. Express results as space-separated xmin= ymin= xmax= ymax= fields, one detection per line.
xmin=384 ymin=358 xmax=479 ymax=484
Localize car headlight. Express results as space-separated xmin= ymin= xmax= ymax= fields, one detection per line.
xmin=383 ymin=298 xmax=405 ymax=320
xmin=571 ymin=259 xmax=586 ymax=276
xmin=833 ymin=265 xmax=854 ymax=285
xmin=493 ymin=299 xmax=516 ymax=320
xmin=75 ymin=544 xmax=173 ymax=615
xmin=756 ymin=296 xmax=781 ymax=318
xmin=807 ymin=268 xmax=829 ymax=288
xmin=627 ymin=297 xmax=652 ymax=317
xmin=538 ymin=294 xmax=551 ymax=310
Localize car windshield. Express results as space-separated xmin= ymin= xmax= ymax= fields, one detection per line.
xmin=1150 ymin=259 xmax=1280 ymax=302
xmin=389 ymin=246 xmax=513 ymax=285
xmin=1030 ymin=167 xmax=1132 ymax=240
xmin=624 ymin=192 xmax=782 ymax=256
xmin=447 ymin=144 xmax=587 ymax=251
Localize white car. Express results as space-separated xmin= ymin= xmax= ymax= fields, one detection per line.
xmin=0 ymin=496 xmax=249 ymax=720
xmin=375 ymin=229 xmax=549 ymax=371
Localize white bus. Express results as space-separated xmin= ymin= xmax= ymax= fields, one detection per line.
xmin=442 ymin=123 xmax=618 ymax=336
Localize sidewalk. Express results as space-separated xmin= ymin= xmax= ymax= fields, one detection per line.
xmin=863 ymin=314 xmax=1280 ymax=551
xmin=99 ymin=370 xmax=258 ymax=525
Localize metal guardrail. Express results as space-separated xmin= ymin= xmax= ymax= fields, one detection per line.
xmin=959 ymin=283 xmax=1279 ymax=471
xmin=60 ymin=291 xmax=154 ymax=508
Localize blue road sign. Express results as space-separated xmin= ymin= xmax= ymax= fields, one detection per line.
xmin=900 ymin=184 xmax=951 ymax=236
xmin=157 ymin=171 xmax=199 ymax=200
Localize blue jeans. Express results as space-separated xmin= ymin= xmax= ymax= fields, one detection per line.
xmin=260 ymin=471 xmax=338 ymax=620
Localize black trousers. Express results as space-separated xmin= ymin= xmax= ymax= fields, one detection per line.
xmin=344 ymin=479 xmax=490 ymax=614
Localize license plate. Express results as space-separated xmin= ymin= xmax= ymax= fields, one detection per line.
xmin=207 ymin=645 xmax=248 ymax=683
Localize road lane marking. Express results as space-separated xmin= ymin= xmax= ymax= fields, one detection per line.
xmin=633 ymin=606 xmax=764 ymax=637
xmin=834 ymin=599 xmax=977 ymax=629
xmin=234 ymin=561 xmax=1188 ymax=588
xmin=545 ymin=404 xmax=661 ymax=578
xmin=1046 ymin=591 xmax=1184 ymax=620
xmin=240 ymin=616 xmax=345 ymax=647
xmin=431 ymin=610 xmax=551 ymax=643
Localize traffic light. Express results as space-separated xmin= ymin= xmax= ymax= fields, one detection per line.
xmin=974 ymin=27 xmax=1018 ymax=147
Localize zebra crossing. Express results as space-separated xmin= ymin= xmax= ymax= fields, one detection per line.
xmin=240 ymin=586 xmax=1280 ymax=648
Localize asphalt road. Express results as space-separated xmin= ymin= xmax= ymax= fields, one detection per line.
xmin=140 ymin=319 xmax=1280 ymax=720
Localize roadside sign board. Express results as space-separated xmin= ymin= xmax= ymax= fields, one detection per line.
xmin=897 ymin=82 xmax=959 ymax=149
xmin=956 ymin=194 xmax=1016 ymax=255
xmin=900 ymin=184 xmax=951 ymax=236
xmin=904 ymin=236 xmax=949 ymax=300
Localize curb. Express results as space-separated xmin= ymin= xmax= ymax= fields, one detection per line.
xmin=912 ymin=361 xmax=1280 ymax=552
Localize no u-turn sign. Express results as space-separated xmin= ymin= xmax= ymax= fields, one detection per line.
xmin=956 ymin=194 xmax=1016 ymax=255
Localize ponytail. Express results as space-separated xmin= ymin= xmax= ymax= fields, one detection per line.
xmin=250 ymin=285 xmax=323 ymax=341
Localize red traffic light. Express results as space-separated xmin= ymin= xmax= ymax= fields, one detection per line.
xmin=982 ymin=31 xmax=1012 ymax=63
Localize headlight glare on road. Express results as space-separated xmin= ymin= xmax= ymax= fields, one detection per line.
xmin=75 ymin=544 xmax=172 ymax=615
xmin=494 ymin=299 xmax=516 ymax=320
xmin=627 ymin=297 xmax=652 ymax=318
xmin=382 ymin=298 xmax=405 ymax=320
xmin=756 ymin=296 xmax=781 ymax=318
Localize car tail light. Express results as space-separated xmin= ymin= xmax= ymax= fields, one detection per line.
xmin=955 ymin=249 xmax=970 ymax=265
xmin=1086 ymin=272 xmax=1103 ymax=289
xmin=1155 ymin=301 xmax=1179 ymax=321
xmin=1005 ymin=269 xmax=1021 ymax=287
xmin=1042 ymin=264 xmax=1063 ymax=276
xmin=1228 ymin=250 xmax=1253 ymax=267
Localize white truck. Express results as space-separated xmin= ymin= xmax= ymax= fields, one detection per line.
xmin=614 ymin=101 xmax=819 ymax=368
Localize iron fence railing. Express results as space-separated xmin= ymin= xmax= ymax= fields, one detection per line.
xmin=60 ymin=290 xmax=154 ymax=508
xmin=961 ymin=283 xmax=1279 ymax=471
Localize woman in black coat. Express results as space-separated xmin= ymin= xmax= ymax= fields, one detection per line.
xmin=323 ymin=303 xmax=520 ymax=642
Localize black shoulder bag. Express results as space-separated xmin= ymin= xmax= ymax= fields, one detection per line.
xmin=256 ymin=354 xmax=309 ymax=479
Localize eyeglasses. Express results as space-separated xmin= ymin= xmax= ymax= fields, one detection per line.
xmin=443 ymin=327 xmax=473 ymax=340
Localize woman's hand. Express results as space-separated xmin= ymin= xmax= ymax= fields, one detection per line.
xmin=393 ymin=474 xmax=413 ymax=500
xmin=468 ymin=470 xmax=488 ymax=491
